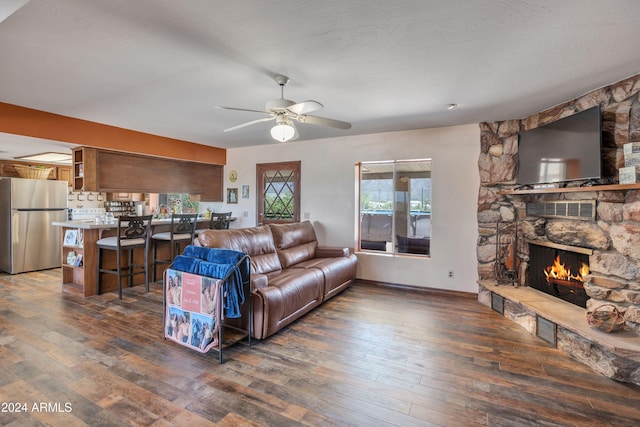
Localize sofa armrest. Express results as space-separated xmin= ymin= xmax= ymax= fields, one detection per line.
xmin=251 ymin=273 xmax=269 ymax=290
xmin=315 ymin=246 xmax=350 ymax=258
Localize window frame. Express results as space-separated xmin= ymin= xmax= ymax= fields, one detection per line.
xmin=356 ymin=159 xmax=432 ymax=257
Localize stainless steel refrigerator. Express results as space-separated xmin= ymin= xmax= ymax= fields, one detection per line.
xmin=0 ymin=177 xmax=68 ymax=274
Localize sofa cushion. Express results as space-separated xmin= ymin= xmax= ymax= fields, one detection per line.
xmin=197 ymin=225 xmax=282 ymax=275
xmin=269 ymin=221 xmax=318 ymax=268
xmin=293 ymin=254 xmax=357 ymax=300
xmin=256 ymin=267 xmax=324 ymax=336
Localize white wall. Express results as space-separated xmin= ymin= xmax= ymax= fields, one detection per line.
xmin=206 ymin=124 xmax=480 ymax=293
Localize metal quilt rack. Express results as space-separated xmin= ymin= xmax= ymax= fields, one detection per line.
xmin=162 ymin=253 xmax=252 ymax=363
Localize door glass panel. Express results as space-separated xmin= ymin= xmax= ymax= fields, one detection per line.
xmin=264 ymin=169 xmax=295 ymax=221
xmin=360 ymin=163 xmax=393 ymax=251
xmin=257 ymin=161 xmax=301 ymax=225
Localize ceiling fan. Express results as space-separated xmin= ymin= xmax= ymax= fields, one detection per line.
xmin=217 ymin=75 xmax=351 ymax=142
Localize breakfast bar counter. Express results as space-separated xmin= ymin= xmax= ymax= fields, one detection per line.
xmin=52 ymin=218 xmax=210 ymax=297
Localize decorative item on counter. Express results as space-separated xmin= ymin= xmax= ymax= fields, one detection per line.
xmin=87 ymin=192 xmax=95 ymax=201
xmin=156 ymin=205 xmax=169 ymax=219
xmin=68 ymin=190 xmax=74 ymax=201
xmin=77 ymin=192 xmax=85 ymax=201
xmin=586 ymin=304 xmax=626 ymax=333
xmin=171 ymin=198 xmax=183 ymax=214
xmin=97 ymin=192 xmax=104 ymax=201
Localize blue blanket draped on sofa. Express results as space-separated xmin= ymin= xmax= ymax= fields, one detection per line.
xmin=172 ymin=246 xmax=249 ymax=318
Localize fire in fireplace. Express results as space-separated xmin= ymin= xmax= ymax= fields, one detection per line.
xmin=528 ymin=242 xmax=590 ymax=308
xmin=544 ymin=255 xmax=589 ymax=284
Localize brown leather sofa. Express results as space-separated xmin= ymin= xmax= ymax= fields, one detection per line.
xmin=195 ymin=221 xmax=357 ymax=339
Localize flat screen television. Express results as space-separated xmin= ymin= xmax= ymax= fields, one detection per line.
xmin=517 ymin=105 xmax=602 ymax=186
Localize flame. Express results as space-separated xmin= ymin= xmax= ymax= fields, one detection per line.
xmin=544 ymin=255 xmax=589 ymax=283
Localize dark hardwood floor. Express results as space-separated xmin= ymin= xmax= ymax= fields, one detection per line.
xmin=1 ymin=269 xmax=639 ymax=427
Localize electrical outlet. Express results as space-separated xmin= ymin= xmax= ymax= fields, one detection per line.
xmin=448 ymin=270 xmax=454 ymax=278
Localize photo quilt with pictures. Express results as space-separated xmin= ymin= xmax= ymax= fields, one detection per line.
xmin=164 ymin=269 xmax=221 ymax=353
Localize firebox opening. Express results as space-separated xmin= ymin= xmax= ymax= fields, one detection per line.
xmin=528 ymin=243 xmax=590 ymax=308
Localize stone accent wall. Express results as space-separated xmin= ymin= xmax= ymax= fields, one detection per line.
xmin=477 ymin=74 xmax=640 ymax=332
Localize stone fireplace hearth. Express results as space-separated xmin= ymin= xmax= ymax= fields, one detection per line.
xmin=476 ymin=73 xmax=640 ymax=386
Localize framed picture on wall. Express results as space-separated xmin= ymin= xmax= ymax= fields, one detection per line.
xmin=227 ymin=188 xmax=238 ymax=204
xmin=242 ymin=185 xmax=249 ymax=199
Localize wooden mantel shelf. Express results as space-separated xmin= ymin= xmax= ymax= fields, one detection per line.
xmin=499 ymin=183 xmax=640 ymax=195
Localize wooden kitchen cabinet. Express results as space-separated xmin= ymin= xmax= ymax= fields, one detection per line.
xmin=72 ymin=147 xmax=97 ymax=191
xmin=1 ymin=161 xmax=57 ymax=179
xmin=57 ymin=166 xmax=72 ymax=186
xmin=69 ymin=146 xmax=223 ymax=200
xmin=0 ymin=160 xmax=71 ymax=183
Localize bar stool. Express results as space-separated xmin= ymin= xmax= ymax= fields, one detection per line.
xmin=96 ymin=215 xmax=153 ymax=299
xmin=195 ymin=211 xmax=232 ymax=236
xmin=152 ymin=213 xmax=198 ymax=282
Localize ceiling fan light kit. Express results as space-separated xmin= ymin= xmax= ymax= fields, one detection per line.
xmin=218 ymin=74 xmax=351 ymax=142
xmin=271 ymin=121 xmax=296 ymax=142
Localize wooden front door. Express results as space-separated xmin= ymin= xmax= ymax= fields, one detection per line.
xmin=256 ymin=161 xmax=301 ymax=225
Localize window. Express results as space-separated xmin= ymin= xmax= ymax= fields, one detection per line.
xmin=154 ymin=193 xmax=199 ymax=216
xmin=358 ymin=159 xmax=431 ymax=256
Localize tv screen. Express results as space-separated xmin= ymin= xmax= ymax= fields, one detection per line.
xmin=517 ymin=106 xmax=602 ymax=186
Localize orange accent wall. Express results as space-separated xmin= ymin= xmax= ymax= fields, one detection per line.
xmin=0 ymin=102 xmax=226 ymax=165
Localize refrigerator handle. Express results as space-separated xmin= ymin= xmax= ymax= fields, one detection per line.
xmin=13 ymin=208 xmax=67 ymax=212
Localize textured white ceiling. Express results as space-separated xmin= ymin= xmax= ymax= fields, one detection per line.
xmin=1 ymin=0 xmax=640 ymax=160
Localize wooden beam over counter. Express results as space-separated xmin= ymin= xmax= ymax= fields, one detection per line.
xmin=72 ymin=147 xmax=223 ymax=200
xmin=0 ymin=101 xmax=226 ymax=165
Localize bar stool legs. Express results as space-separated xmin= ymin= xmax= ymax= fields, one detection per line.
xmin=152 ymin=239 xmax=181 ymax=282
xmin=96 ymin=215 xmax=152 ymax=299
xmin=151 ymin=213 xmax=198 ymax=283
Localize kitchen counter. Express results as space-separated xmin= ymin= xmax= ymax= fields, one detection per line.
xmin=53 ymin=217 xmax=212 ymax=297
xmin=53 ymin=220 xmax=117 ymax=230
xmin=52 ymin=217 xmax=208 ymax=229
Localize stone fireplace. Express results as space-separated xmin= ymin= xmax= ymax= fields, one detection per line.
xmin=476 ymin=73 xmax=640 ymax=386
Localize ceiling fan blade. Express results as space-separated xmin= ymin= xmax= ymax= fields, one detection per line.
xmin=297 ymin=114 xmax=352 ymax=130
xmin=224 ymin=116 xmax=274 ymax=132
xmin=216 ymin=105 xmax=269 ymax=114
xmin=289 ymin=122 xmax=300 ymax=142
xmin=287 ymin=100 xmax=323 ymax=115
